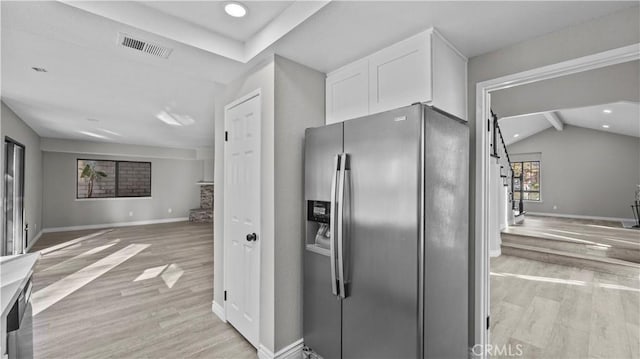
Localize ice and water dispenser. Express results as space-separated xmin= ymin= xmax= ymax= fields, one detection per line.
xmin=306 ymin=200 xmax=331 ymax=252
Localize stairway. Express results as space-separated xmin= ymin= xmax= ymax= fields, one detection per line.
xmin=501 ymin=216 xmax=640 ymax=277
xmin=490 ymin=110 xmax=524 ymax=225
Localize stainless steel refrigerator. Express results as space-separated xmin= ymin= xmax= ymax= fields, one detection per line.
xmin=303 ymin=104 xmax=469 ymax=359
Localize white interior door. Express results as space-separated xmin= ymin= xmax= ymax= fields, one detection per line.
xmin=223 ymin=90 xmax=261 ymax=348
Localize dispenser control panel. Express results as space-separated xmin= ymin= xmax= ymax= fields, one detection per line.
xmin=307 ymin=200 xmax=331 ymax=223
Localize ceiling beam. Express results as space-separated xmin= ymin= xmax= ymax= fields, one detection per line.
xmin=543 ymin=111 xmax=564 ymax=131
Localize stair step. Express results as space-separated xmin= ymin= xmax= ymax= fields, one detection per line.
xmin=513 ymin=213 xmax=525 ymax=224
xmin=502 ymin=228 xmax=639 ymax=252
xmin=502 ymin=231 xmax=640 ymax=263
xmin=501 ymin=242 xmax=640 ymax=277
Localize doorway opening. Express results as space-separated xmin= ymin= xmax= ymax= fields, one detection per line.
xmin=474 ymin=44 xmax=640 ymax=358
xmin=3 ymin=137 xmax=26 ymax=255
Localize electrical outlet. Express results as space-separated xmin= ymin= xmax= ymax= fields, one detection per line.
xmin=168 ymin=208 xmax=172 ymax=214
xmin=129 ymin=211 xmax=134 ymax=217
xmin=553 ymin=205 xmax=558 ymax=210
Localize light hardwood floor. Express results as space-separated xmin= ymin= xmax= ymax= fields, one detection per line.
xmin=28 ymin=222 xmax=256 ymax=359
xmin=491 ymin=254 xmax=640 ymax=358
xmin=501 ymin=215 xmax=640 ymax=276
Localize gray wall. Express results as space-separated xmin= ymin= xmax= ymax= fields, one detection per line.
xmin=508 ymin=125 xmax=639 ymax=219
xmin=42 ymin=150 xmax=202 ymax=229
xmin=467 ymin=6 xmax=640 ymax=347
xmin=273 ymin=55 xmax=325 ymax=350
xmin=1 ymin=101 xmax=43 ymax=246
xmin=41 ymin=138 xmax=198 ymax=160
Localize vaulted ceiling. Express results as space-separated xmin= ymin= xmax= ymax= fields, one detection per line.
xmin=1 ymin=1 xmax=637 ymax=149
xmin=495 ymin=59 xmax=640 ymax=145
xmin=499 ymin=102 xmax=640 ymax=146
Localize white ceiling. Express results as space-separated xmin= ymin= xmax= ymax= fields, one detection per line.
xmin=1 ymin=1 xmax=637 ymax=150
xmin=140 ymin=1 xmax=293 ymax=42
xmin=499 ymin=102 xmax=640 ymax=146
xmin=563 ymin=102 xmax=640 ymax=137
xmin=271 ymin=1 xmax=638 ymax=73
xmin=499 ymin=114 xmax=552 ymax=146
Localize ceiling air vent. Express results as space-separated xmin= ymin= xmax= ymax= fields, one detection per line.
xmin=118 ymin=33 xmax=173 ymax=59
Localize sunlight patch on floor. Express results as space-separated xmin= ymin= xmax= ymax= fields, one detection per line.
xmin=133 ymin=263 xmax=183 ymax=288
xmin=32 ymin=243 xmax=150 ymax=316
xmin=43 ymin=240 xmax=120 ymax=272
xmin=134 ymin=265 xmax=168 ymax=282
xmin=161 ymin=264 xmax=184 ymax=289
xmin=39 ymin=229 xmax=114 ymax=256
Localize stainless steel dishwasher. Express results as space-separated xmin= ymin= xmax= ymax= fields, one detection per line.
xmin=6 ymin=275 xmax=33 ymax=359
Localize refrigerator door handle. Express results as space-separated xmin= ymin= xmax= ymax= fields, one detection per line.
xmin=329 ymin=154 xmax=339 ymax=297
xmin=337 ymin=153 xmax=348 ymax=299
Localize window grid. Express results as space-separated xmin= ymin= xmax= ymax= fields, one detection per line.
xmin=77 ymin=159 xmax=151 ymax=199
xmin=511 ymin=160 xmax=541 ymax=201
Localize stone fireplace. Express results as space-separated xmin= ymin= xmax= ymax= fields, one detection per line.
xmin=189 ymin=184 xmax=213 ymax=223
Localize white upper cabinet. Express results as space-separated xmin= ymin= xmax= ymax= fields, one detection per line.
xmin=325 ymin=58 xmax=369 ymax=125
xmin=368 ymin=31 xmax=432 ymax=115
xmin=325 ymin=28 xmax=467 ymax=124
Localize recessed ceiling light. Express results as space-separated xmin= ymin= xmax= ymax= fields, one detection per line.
xmin=603 ymin=109 xmax=612 ymax=114
xmin=225 ymin=2 xmax=247 ymax=17
xmin=602 ymin=124 xmax=610 ymax=129
xmin=32 ymin=67 xmax=47 ymax=72
xmin=513 ymin=134 xmax=520 ymax=138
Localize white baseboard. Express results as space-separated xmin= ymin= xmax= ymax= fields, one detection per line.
xmin=41 ymin=217 xmax=189 ymax=233
xmin=211 ymin=301 xmax=226 ymax=323
xmin=526 ymin=212 xmax=633 ymax=223
xmin=26 ymin=230 xmax=43 ymax=252
xmin=258 ymin=339 xmax=304 ymax=359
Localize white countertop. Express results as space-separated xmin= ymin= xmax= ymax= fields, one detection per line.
xmin=0 ymin=253 xmax=40 ymax=317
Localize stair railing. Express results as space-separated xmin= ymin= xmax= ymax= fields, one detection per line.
xmin=491 ymin=110 xmax=524 ymax=216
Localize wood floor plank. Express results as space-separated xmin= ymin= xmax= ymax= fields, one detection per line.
xmin=491 ymin=254 xmax=640 ymax=359
xmin=541 ymin=323 xmax=589 ymax=359
xmin=627 ymin=322 xmax=640 ymax=359
xmin=29 ymin=222 xmax=256 ymax=359
xmin=588 ymin=273 xmax=633 ymax=358
xmin=556 ymin=286 xmax=593 ymax=332
xmin=512 ymin=296 xmax=560 ymax=348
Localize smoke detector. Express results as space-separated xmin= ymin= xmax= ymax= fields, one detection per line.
xmin=118 ymin=33 xmax=173 ymax=59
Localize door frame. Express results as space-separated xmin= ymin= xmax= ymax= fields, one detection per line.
xmin=223 ymin=88 xmax=262 ymax=347
xmin=474 ymin=43 xmax=640 ymax=358
xmin=3 ymin=136 xmax=26 ymax=256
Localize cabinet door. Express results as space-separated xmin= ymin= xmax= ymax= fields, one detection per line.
xmin=326 ymin=58 xmax=369 ymax=124
xmin=431 ymin=31 xmax=467 ymax=120
xmin=368 ymin=31 xmax=431 ymax=115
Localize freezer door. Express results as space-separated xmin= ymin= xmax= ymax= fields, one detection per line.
xmin=423 ymin=107 xmax=469 ymax=359
xmin=342 ymin=105 xmax=422 ymax=358
xmin=303 ymin=124 xmax=343 ymax=359
xmin=305 ymin=124 xmax=343 ymax=203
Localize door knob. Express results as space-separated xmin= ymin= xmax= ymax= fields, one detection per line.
xmin=246 ymin=233 xmax=257 ymax=242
